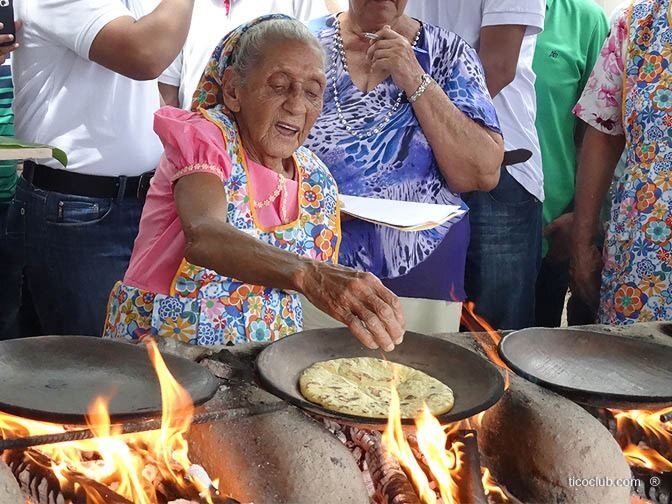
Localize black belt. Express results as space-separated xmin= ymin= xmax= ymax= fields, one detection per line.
xmin=22 ymin=161 xmax=154 ymax=200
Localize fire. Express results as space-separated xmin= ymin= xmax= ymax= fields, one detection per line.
xmin=461 ymin=302 xmax=510 ymax=389
xmin=0 ymin=340 xmax=217 ymax=504
xmin=382 ymin=386 xmax=508 ymax=504
xmin=610 ymin=405 xmax=672 ymax=472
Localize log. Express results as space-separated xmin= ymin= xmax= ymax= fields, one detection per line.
xmin=448 ymin=430 xmax=487 ymax=504
xmin=4 ymin=449 xmax=132 ymax=504
xmin=350 ymin=428 xmax=421 ymax=504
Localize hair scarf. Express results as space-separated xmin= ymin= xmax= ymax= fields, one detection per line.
xmin=190 ymin=13 xmax=292 ymax=113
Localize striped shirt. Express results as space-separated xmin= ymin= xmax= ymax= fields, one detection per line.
xmin=0 ymin=58 xmax=15 ymax=202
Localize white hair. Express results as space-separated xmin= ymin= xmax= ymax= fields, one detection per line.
xmin=231 ymin=18 xmax=325 ymax=84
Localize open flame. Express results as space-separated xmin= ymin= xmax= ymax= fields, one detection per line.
xmin=610 ymin=405 xmax=672 ymax=473
xmin=461 ymin=302 xmax=510 ymax=389
xmin=382 ymin=386 xmax=508 ymax=504
xmin=0 ymin=340 xmax=217 ymax=504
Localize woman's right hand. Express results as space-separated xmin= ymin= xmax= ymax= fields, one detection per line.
xmin=296 ymin=262 xmax=406 ymax=352
xmin=569 ymin=241 xmax=603 ymax=312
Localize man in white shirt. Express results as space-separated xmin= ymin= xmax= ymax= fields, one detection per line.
xmin=10 ymin=0 xmax=195 ymax=337
xmin=406 ymin=0 xmax=546 ymax=330
xmin=160 ymin=0 xmax=333 ymax=109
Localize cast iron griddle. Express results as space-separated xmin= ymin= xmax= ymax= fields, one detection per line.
xmin=0 ymin=336 xmax=220 ymax=424
xmin=499 ymin=328 xmax=672 ymax=409
xmin=256 ymin=328 xmax=505 ymax=426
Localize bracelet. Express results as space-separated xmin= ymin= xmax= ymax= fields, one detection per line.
xmin=408 ymin=74 xmax=433 ymax=103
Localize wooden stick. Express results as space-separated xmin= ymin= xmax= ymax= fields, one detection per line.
xmin=5 ymin=448 xmax=133 ymax=504
xmin=351 ymin=428 xmax=421 ymax=504
xmin=449 ymin=430 xmax=487 ymax=504
xmin=0 ymin=402 xmax=288 ymax=452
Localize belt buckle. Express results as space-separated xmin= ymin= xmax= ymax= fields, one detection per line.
xmin=137 ymin=171 xmax=154 ymax=199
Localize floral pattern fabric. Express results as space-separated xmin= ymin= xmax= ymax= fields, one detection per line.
xmin=576 ymin=0 xmax=672 ymax=324
xmin=103 ymin=110 xmax=341 ymax=344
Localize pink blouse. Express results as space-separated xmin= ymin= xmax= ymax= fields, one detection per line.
xmin=124 ymin=107 xmax=299 ymax=295
xmin=573 ymin=7 xmax=629 ymax=135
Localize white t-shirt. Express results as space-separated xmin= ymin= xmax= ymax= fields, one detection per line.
xmin=13 ymin=0 xmax=163 ymax=176
xmin=405 ymin=0 xmax=546 ymax=201
xmin=160 ymin=0 xmax=329 ymax=109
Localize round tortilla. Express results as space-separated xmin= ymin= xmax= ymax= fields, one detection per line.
xmin=299 ymin=357 xmax=454 ymax=419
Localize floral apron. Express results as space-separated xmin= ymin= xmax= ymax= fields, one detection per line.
xmin=599 ymin=0 xmax=672 ymax=324
xmin=103 ymin=109 xmax=341 ymax=344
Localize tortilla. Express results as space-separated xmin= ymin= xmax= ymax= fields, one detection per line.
xmin=299 ymin=357 xmax=454 ymax=419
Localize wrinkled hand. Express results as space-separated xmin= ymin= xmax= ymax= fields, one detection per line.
xmin=366 ymin=25 xmax=424 ymax=95
xmin=569 ymin=241 xmax=603 ymax=311
xmin=544 ymin=212 xmax=574 ymax=263
xmin=0 ymin=22 xmax=21 ymax=65
xmin=299 ymin=262 xmax=405 ymax=352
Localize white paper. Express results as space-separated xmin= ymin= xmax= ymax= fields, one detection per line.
xmin=339 ymin=194 xmax=466 ymax=231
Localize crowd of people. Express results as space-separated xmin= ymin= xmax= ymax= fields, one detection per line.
xmin=0 ymin=0 xmax=669 ymax=350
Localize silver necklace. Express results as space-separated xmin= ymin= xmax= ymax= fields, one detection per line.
xmin=331 ymin=18 xmax=421 ymax=141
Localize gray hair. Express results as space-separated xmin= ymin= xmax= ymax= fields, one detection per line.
xmin=230 ymin=18 xmax=325 ymax=84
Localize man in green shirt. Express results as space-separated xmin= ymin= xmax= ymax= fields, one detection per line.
xmin=533 ymin=0 xmax=608 ymax=326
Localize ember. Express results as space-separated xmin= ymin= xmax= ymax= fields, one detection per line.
xmin=0 ymin=341 xmax=222 ymax=504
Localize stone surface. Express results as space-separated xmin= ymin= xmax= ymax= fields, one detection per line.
xmin=433 ymin=331 xmax=632 ymax=504
xmin=0 ymin=459 xmax=24 ymax=504
xmin=479 ymin=373 xmax=631 ymax=504
xmin=186 ymin=343 xmax=369 ymax=504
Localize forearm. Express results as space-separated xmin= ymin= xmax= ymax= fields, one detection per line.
xmin=184 ymin=215 xmax=315 ymax=293
xmin=90 ymin=0 xmax=194 ymax=80
xmin=159 ymin=82 xmax=180 ymax=108
xmin=409 ymin=82 xmax=503 ymax=192
xmin=129 ymin=0 xmax=194 ymax=76
xmin=574 ymin=127 xmax=625 ymax=245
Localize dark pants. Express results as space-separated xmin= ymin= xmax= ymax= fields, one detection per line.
xmin=0 ymin=200 xmax=25 ymax=339
xmin=535 ymin=256 xmax=598 ymax=327
xmin=13 ymin=176 xmax=143 ymax=337
xmin=463 ymin=169 xmax=543 ymax=330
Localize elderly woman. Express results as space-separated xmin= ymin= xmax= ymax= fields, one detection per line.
xmin=303 ymin=1 xmax=504 ymax=332
xmin=571 ymin=0 xmax=672 ymax=324
xmin=103 ymin=16 xmax=404 ymax=351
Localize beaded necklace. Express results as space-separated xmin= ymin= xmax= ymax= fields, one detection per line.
xmin=331 ymin=17 xmax=421 ymax=141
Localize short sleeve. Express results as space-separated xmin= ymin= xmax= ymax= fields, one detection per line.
xmin=160 ymin=51 xmax=183 ymax=87
xmin=482 ymin=0 xmax=545 ymax=36
xmin=153 ymin=107 xmax=232 ymax=184
xmin=573 ymin=7 xmax=629 ymax=135
xmin=22 ymin=0 xmax=134 ymax=60
xmin=579 ymin=8 xmax=610 ymax=93
xmin=431 ymin=30 xmax=501 ymax=135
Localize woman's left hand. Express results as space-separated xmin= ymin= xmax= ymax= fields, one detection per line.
xmin=366 ymin=25 xmax=424 ymax=95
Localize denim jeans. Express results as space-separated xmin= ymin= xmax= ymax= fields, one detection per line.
xmin=0 ymin=199 xmax=25 ymax=339
xmin=463 ymin=168 xmax=543 ymax=330
xmin=14 ymin=177 xmax=144 ymax=337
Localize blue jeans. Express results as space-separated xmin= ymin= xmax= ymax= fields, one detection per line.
xmin=14 ymin=177 xmax=143 ymax=337
xmin=0 ymin=199 xmax=25 ymax=339
xmin=463 ymin=168 xmax=543 ymax=330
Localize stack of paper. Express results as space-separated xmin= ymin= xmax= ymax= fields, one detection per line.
xmin=339 ymin=194 xmax=466 ymax=231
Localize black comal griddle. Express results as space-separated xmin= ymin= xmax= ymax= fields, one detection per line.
xmin=256 ymin=328 xmax=505 ymax=427
xmin=499 ymin=328 xmax=672 ymax=409
xmin=0 ymin=336 xmax=220 ymax=424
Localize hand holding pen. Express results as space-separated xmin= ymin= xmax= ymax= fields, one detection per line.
xmin=363 ymin=25 xmax=428 ymax=96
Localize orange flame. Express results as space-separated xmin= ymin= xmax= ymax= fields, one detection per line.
xmin=461 ymin=302 xmax=510 ymax=389
xmin=610 ymin=406 xmax=672 ymax=472
xmin=382 ymin=384 xmax=509 ymax=504
xmin=0 ymin=340 xmax=217 ymax=503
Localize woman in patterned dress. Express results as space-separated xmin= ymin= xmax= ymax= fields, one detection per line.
xmin=103 ymin=16 xmax=405 ymax=350
xmin=303 ymin=1 xmax=504 ymax=332
xmin=571 ymin=0 xmax=672 ymax=324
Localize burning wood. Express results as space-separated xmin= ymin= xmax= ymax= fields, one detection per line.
xmin=0 ymin=341 xmax=226 ymax=504
xmin=351 ymin=428 xmax=421 ymax=504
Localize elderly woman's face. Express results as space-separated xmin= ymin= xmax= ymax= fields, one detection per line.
xmin=226 ymin=39 xmax=326 ymax=163
xmin=349 ymin=0 xmax=408 ymax=27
